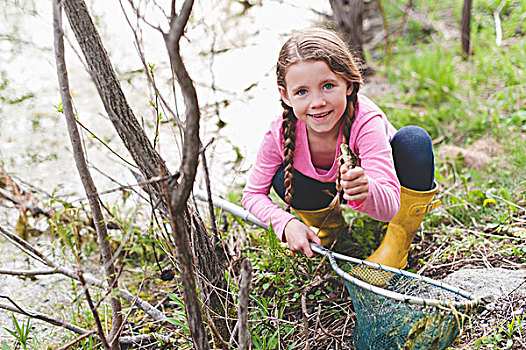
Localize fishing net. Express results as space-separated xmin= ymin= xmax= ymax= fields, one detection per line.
xmin=311 ymin=244 xmax=478 ymax=350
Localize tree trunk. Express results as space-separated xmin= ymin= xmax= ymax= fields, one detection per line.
xmin=62 ymin=0 xmax=232 ymax=347
xmin=329 ymin=0 xmax=367 ymax=67
xmin=62 ymin=0 xmax=168 ymax=185
xmin=461 ymin=0 xmax=473 ymax=57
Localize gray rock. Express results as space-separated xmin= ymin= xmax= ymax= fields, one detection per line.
xmin=442 ymin=268 xmax=526 ymax=300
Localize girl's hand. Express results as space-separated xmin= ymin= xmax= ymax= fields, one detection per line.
xmin=283 ymin=219 xmax=321 ymax=258
xmin=340 ymin=163 xmax=369 ymax=202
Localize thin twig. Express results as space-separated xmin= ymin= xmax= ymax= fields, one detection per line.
xmin=0 ymin=300 xmax=89 ymax=335
xmin=119 ymin=0 xmax=185 ymax=128
xmin=56 ymin=330 xmax=98 ymax=350
xmin=77 ymin=266 xmax=110 ymax=349
xmin=119 ymin=333 xmax=176 ymax=345
xmin=77 ymin=268 xmax=110 ymax=349
xmin=110 ymin=270 xmax=148 ymax=347
xmin=417 ymin=240 xmax=448 ymax=274
xmin=395 ymin=0 xmax=413 ymax=37
xmin=238 ymin=258 xmax=253 ymax=350
xmin=0 ymin=225 xmax=48 ymax=265
xmin=200 ymin=138 xmax=220 ymax=243
xmin=490 ymin=194 xmax=525 ymax=212
xmin=75 ymin=118 xmax=137 ymax=168
xmin=507 ymin=278 xmax=526 ymax=297
xmin=203 ymin=308 xmax=233 ymax=349
xmin=0 ymin=187 xmax=52 ymax=217
xmin=73 ymin=173 xmax=179 ymax=203
xmin=0 ymin=268 xmax=58 ymax=276
xmin=376 ymin=0 xmax=391 ymax=56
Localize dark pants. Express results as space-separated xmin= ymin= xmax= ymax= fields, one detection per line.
xmin=391 ymin=125 xmax=435 ymax=191
xmin=272 ymin=125 xmax=435 ymax=210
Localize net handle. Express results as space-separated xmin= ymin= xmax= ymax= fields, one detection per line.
xmin=310 ymin=243 xmax=479 ymax=309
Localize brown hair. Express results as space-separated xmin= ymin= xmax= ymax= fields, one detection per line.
xmin=276 ymin=28 xmax=363 ymax=208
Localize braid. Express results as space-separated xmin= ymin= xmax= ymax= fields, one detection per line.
xmin=281 ymin=103 xmax=297 ymax=211
xmin=336 ymin=82 xmax=360 ymax=193
xmin=342 ymin=82 xmax=359 ymax=145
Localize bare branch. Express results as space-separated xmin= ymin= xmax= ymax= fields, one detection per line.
xmin=0 ymin=268 xmax=58 ymax=276
xmin=0 ymin=225 xmax=48 ymax=265
xmin=119 ymin=0 xmax=185 ymax=128
xmin=56 ymin=330 xmax=98 ymax=350
xmin=395 ymin=0 xmax=413 ymax=37
xmin=200 ymin=138 xmax=220 ymax=242
xmin=110 ymin=272 xmax=147 ymax=346
xmin=461 ymin=0 xmax=473 ymax=56
xmin=164 ymin=0 xmax=201 ymax=214
xmin=77 ymin=268 xmax=110 ymax=349
xmin=0 ymin=299 xmax=89 ymax=335
xmin=119 ymin=333 xmax=176 ymax=345
xmin=75 ymin=118 xmax=137 ymax=168
xmin=119 ymin=289 xmax=167 ymax=322
xmin=0 ymin=187 xmax=52 ymax=218
xmin=54 ymin=2 xmax=123 ymax=345
xmin=376 ymin=0 xmax=391 ymax=56
xmin=123 ymin=0 xmax=164 ymax=32
xmin=1 ymin=297 xmax=173 ymax=348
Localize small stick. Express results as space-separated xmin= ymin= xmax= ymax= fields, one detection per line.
xmin=0 ymin=301 xmax=89 ymax=335
xmin=301 ymin=290 xmax=311 ymax=350
xmin=56 ymin=330 xmax=97 ymax=350
xmin=200 ymin=138 xmax=220 ymax=243
xmin=238 ymin=258 xmax=253 ymax=350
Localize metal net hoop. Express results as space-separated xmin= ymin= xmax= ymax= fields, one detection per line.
xmin=311 ymin=244 xmax=478 ymax=350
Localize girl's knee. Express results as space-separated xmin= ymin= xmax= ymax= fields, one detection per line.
xmin=391 ymin=125 xmax=435 ymax=191
xmin=394 ymin=125 xmax=431 ymax=140
xmin=392 ymin=125 xmax=432 ymax=152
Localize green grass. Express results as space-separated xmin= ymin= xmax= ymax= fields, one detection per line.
xmin=376 ymin=0 xmax=525 ymax=145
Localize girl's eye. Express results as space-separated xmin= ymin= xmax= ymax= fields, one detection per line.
xmin=323 ymin=83 xmax=334 ymax=90
xmin=296 ymin=89 xmax=307 ymax=96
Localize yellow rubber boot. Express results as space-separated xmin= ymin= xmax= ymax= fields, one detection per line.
xmin=366 ymin=184 xmax=440 ymax=269
xmin=294 ymin=197 xmax=348 ymax=249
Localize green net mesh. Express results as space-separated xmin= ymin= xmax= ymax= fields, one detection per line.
xmin=340 ymin=262 xmax=477 ymax=350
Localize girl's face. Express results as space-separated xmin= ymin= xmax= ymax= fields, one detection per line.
xmin=279 ymin=60 xmax=352 ymax=138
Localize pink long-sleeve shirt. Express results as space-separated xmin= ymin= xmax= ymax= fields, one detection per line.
xmin=242 ymin=94 xmax=401 ymax=241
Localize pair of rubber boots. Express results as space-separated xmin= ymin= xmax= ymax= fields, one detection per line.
xmin=295 ymin=184 xmax=440 ymax=269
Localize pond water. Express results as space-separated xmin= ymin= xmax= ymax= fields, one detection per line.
xmin=0 ymin=0 xmax=332 ymax=199
xmin=0 ymin=0 xmax=331 ymax=346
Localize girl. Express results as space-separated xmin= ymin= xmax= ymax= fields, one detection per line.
xmin=242 ymin=28 xmax=439 ymax=268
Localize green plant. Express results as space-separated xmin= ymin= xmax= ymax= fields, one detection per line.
xmin=166 ymin=291 xmax=191 ymax=334
xmin=475 ymin=314 xmax=525 ymax=349
xmin=250 ymin=296 xmax=298 ymax=350
xmin=78 ymin=336 xmax=96 ymax=350
xmin=496 ymin=314 xmax=525 ymax=348
xmin=2 ymin=314 xmax=32 ymax=350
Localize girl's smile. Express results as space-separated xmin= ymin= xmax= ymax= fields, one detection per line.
xmin=279 ymin=60 xmax=352 ymax=138
xmin=309 ymin=111 xmax=331 ymax=119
